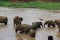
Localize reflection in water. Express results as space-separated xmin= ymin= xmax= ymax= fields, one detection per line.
xmin=0 ymin=25 xmax=7 ymax=29
xmin=56 ymin=32 xmax=60 ymax=38
xmin=0 ymin=8 xmax=60 ymax=40
xmin=16 ymin=33 xmax=35 ymax=40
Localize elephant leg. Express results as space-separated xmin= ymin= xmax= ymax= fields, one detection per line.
xmin=4 ymin=22 xmax=7 ymax=25
xmin=19 ymin=22 xmax=21 ymax=24
xmin=58 ymin=26 xmax=60 ymax=32
xmin=48 ymin=24 xmax=50 ymax=27
xmin=53 ymin=24 xmax=55 ymax=27
xmin=14 ymin=21 xmax=15 ymax=26
xmin=16 ymin=23 xmax=18 ymax=25
xmin=41 ymin=24 xmax=43 ymax=28
xmin=15 ymin=29 xmax=18 ymax=33
xmin=14 ymin=23 xmax=15 ymax=26
xmin=37 ymin=25 xmax=40 ymax=28
xmin=16 ymin=23 xmax=17 ymax=25
xmin=41 ymin=23 xmax=43 ymax=28
xmin=20 ymin=30 xmax=24 ymax=34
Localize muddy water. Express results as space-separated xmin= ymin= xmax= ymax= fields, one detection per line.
xmin=0 ymin=8 xmax=60 ymax=40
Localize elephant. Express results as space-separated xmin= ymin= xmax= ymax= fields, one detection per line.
xmin=21 ymin=24 xmax=31 ymax=34
xmin=29 ymin=29 xmax=36 ymax=37
xmin=0 ymin=16 xmax=8 ymax=25
xmin=32 ymin=22 xmax=43 ymax=29
xmin=44 ymin=20 xmax=55 ymax=27
xmin=55 ymin=20 xmax=60 ymax=26
xmin=48 ymin=36 xmax=53 ymax=40
xmin=55 ymin=20 xmax=60 ymax=32
xmin=15 ymin=24 xmax=24 ymax=33
xmin=15 ymin=24 xmax=31 ymax=34
xmin=13 ymin=16 xmax=23 ymax=26
xmin=30 ymin=25 xmax=37 ymax=31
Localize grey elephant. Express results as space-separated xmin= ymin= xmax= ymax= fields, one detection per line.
xmin=15 ymin=24 xmax=24 ymax=33
xmin=55 ymin=20 xmax=60 ymax=32
xmin=15 ymin=24 xmax=31 ymax=34
xmin=55 ymin=20 xmax=60 ymax=26
xmin=29 ymin=29 xmax=36 ymax=37
xmin=13 ymin=16 xmax=23 ymax=26
xmin=44 ymin=20 xmax=55 ymax=27
xmin=32 ymin=22 xmax=43 ymax=29
xmin=0 ymin=16 xmax=8 ymax=25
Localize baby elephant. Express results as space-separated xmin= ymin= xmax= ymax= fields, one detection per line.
xmin=13 ymin=16 xmax=23 ymax=26
xmin=15 ymin=24 xmax=31 ymax=34
xmin=44 ymin=20 xmax=55 ymax=27
xmin=0 ymin=16 xmax=8 ymax=25
xmin=32 ymin=22 xmax=43 ymax=29
xmin=15 ymin=24 xmax=24 ymax=33
xmin=29 ymin=29 xmax=36 ymax=37
xmin=21 ymin=24 xmax=31 ymax=34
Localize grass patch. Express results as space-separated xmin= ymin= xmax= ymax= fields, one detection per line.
xmin=0 ymin=1 xmax=60 ymax=10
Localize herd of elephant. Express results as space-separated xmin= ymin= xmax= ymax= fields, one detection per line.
xmin=0 ymin=16 xmax=60 ymax=37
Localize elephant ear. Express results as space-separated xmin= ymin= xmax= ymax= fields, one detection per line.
xmin=19 ymin=17 xmax=23 ymax=22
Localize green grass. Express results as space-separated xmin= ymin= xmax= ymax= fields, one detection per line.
xmin=0 ymin=1 xmax=60 ymax=10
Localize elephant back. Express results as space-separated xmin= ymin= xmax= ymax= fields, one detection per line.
xmin=45 ymin=20 xmax=55 ymax=24
xmin=15 ymin=24 xmax=23 ymax=31
xmin=22 ymin=24 xmax=30 ymax=30
xmin=55 ymin=20 xmax=60 ymax=23
xmin=0 ymin=16 xmax=7 ymax=22
xmin=14 ymin=16 xmax=23 ymax=21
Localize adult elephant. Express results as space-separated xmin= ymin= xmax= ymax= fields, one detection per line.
xmin=0 ymin=16 xmax=8 ymax=25
xmin=44 ymin=20 xmax=55 ymax=27
xmin=55 ymin=20 xmax=60 ymax=32
xmin=15 ymin=24 xmax=24 ymax=33
xmin=32 ymin=22 xmax=43 ymax=29
xmin=55 ymin=20 xmax=60 ymax=26
xmin=13 ymin=16 xmax=23 ymax=26
xmin=15 ymin=24 xmax=31 ymax=34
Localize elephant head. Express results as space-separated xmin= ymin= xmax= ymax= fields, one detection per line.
xmin=14 ymin=16 xmax=23 ymax=26
xmin=44 ymin=20 xmax=55 ymax=27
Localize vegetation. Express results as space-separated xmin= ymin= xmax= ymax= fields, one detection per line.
xmin=0 ymin=1 xmax=60 ymax=10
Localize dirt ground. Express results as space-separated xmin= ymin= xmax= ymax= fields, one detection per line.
xmin=0 ymin=7 xmax=60 ymax=40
